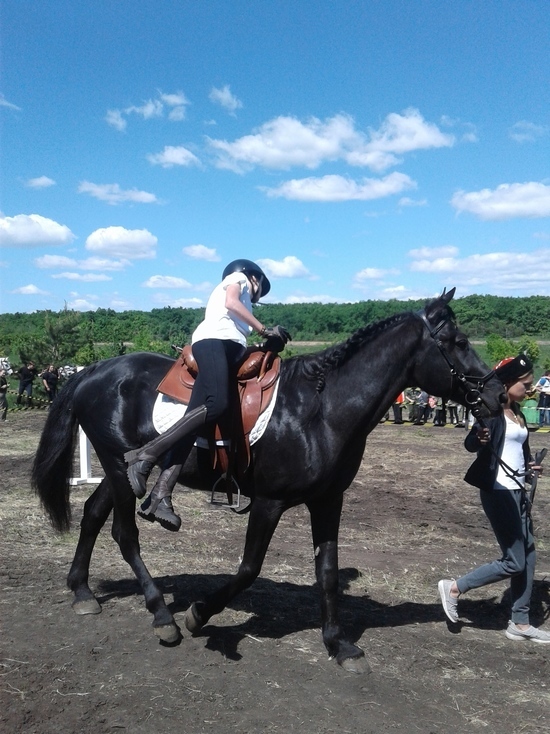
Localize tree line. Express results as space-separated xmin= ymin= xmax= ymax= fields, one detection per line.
xmin=1 ymin=294 xmax=549 ymax=370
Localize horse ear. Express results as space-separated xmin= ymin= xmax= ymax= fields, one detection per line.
xmin=424 ymin=287 xmax=456 ymax=324
xmin=440 ymin=287 xmax=455 ymax=304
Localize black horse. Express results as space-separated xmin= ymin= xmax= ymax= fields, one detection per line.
xmin=32 ymin=289 xmax=503 ymax=672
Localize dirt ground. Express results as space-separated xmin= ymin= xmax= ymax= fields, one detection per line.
xmin=2 ymin=410 xmax=550 ymax=734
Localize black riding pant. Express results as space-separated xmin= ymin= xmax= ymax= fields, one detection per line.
xmin=169 ymin=338 xmax=246 ymax=465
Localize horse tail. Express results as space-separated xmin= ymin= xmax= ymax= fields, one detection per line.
xmin=32 ymin=366 xmax=92 ymax=532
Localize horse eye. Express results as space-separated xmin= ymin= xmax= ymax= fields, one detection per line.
xmin=456 ymin=338 xmax=468 ymax=351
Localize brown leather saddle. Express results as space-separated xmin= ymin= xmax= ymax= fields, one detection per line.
xmin=156 ymin=345 xmax=281 ymax=508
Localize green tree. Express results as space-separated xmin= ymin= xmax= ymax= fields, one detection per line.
xmin=516 ymin=337 xmax=540 ymax=363
xmin=486 ymin=334 xmax=515 ymax=363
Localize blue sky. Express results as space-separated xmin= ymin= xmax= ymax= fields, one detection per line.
xmin=1 ymin=0 xmax=549 ymax=313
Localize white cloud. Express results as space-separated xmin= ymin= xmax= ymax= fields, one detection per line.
xmin=152 ymin=293 xmax=204 ymax=307
xmin=35 ymin=254 xmax=129 ymax=271
xmin=409 ymin=246 xmax=459 ymax=259
xmin=354 ymin=267 xmax=399 ymax=281
xmin=399 ymin=196 xmax=427 ymax=207
xmin=159 ymin=90 xmax=190 ymax=122
xmin=105 ymin=109 xmax=127 ymax=131
xmin=78 ymin=257 xmax=129 ymax=271
xmin=209 ymin=85 xmax=243 ymax=115
xmin=10 ymin=284 xmax=49 ymax=295
xmin=78 ymin=181 xmax=158 ymax=205
xmin=26 ymin=176 xmax=56 ymax=189
xmin=256 ymin=255 xmax=310 ymax=279
xmin=106 ymin=91 xmax=189 ymax=131
xmin=183 ymin=244 xmax=220 ymax=261
xmin=509 ymin=121 xmax=548 ymax=143
xmin=262 ymin=172 xmax=416 ymax=202
xmin=35 ymin=255 xmax=77 ymax=269
xmin=209 ymin=109 xmax=453 ymax=173
xmin=0 ymin=214 xmax=75 ymax=248
xmin=408 ymin=246 xmax=550 ymax=294
xmin=451 ymin=181 xmax=550 ymax=220
xmin=85 ymin=226 xmax=157 ymax=260
xmin=284 ymin=294 xmax=348 ymax=304
xmin=67 ymin=297 xmax=98 ymax=311
xmin=143 ymin=275 xmax=192 ymax=289
xmin=51 ymin=272 xmax=112 ymax=282
xmin=126 ymin=99 xmax=163 ymax=120
xmin=159 ymin=92 xmax=189 ymax=106
xmin=147 ymin=146 xmax=200 ymax=168
xmin=0 ymin=94 xmax=21 ymax=111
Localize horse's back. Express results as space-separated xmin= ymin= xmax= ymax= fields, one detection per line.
xmin=72 ymin=352 xmax=175 ymax=451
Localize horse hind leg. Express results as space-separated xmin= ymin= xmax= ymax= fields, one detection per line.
xmin=68 ymin=478 xmax=113 ymax=615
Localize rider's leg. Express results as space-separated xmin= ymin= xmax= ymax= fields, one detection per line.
xmin=133 ymin=340 xmax=246 ymax=527
xmin=124 ymin=404 xmax=208 ymax=498
xmin=137 ymin=453 xmax=184 ymax=531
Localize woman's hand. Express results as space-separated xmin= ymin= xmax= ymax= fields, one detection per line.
xmin=476 ymin=426 xmax=491 ymax=444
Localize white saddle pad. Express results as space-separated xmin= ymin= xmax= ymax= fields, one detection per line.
xmin=152 ymin=379 xmax=279 ymax=447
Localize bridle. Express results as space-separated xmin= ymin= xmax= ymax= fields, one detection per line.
xmin=420 ymin=309 xmax=547 ymax=511
xmin=418 ymin=309 xmax=495 ymax=415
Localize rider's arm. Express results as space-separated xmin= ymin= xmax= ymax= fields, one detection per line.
xmin=225 ymin=283 xmax=266 ymax=335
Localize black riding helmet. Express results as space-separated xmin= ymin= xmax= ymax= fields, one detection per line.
xmin=222 ymin=259 xmax=271 ymax=302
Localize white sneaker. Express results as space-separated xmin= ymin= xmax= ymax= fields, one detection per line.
xmin=505 ymin=622 xmax=550 ymax=643
xmin=438 ymin=579 xmax=459 ymax=623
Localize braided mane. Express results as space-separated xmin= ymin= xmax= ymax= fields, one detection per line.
xmin=297 ymin=311 xmax=412 ymax=392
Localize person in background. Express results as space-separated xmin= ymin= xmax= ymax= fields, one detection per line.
xmin=446 ymin=398 xmax=459 ymax=425
xmin=16 ymin=361 xmax=38 ymax=408
xmin=125 ymin=259 xmax=291 ymax=531
xmin=535 ymin=370 xmax=550 ymax=427
xmin=41 ymin=364 xmax=59 ymax=404
xmin=0 ymin=368 xmax=8 ymax=421
xmin=413 ymin=390 xmax=430 ymax=425
xmin=392 ymin=391 xmax=405 ymax=424
xmin=433 ymin=396 xmax=446 ymax=426
xmin=438 ymin=355 xmax=549 ymax=643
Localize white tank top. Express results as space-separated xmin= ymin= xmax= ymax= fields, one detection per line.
xmin=494 ymin=416 xmax=528 ymax=490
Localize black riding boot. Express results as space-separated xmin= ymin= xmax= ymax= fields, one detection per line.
xmin=137 ymin=463 xmax=183 ymax=531
xmin=124 ymin=404 xmax=208 ymax=498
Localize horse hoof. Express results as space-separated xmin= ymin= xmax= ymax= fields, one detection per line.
xmin=154 ymin=623 xmax=180 ymax=644
xmin=183 ymin=603 xmax=203 ymax=634
xmin=72 ymin=598 xmax=102 ymax=615
xmin=340 ymin=654 xmax=371 ymax=675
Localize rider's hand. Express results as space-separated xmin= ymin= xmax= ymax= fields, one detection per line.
xmin=262 ymin=326 xmax=292 ymax=345
xmin=261 ymin=326 xmax=292 ymax=353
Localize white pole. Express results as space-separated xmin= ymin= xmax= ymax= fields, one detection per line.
xmin=69 ymin=366 xmax=103 ymax=486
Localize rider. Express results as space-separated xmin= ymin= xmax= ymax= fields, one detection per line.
xmin=124 ymin=259 xmax=291 ymax=531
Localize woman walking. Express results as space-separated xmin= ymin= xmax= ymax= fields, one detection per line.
xmin=438 ymin=354 xmax=549 ymax=642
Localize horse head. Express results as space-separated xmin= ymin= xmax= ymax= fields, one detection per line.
xmin=412 ymin=288 xmax=505 ymax=417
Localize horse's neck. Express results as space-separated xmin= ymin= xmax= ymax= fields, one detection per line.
xmin=321 ymin=317 xmax=419 ymax=427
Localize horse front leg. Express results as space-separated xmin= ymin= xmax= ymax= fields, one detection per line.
xmin=68 ymin=478 xmax=113 ymax=615
xmin=110 ymin=489 xmax=180 ymax=644
xmin=184 ymin=497 xmax=285 ymax=633
xmin=308 ymin=493 xmax=369 ymax=673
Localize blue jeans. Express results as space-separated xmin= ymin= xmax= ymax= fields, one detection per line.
xmin=456 ymin=489 xmax=535 ymax=624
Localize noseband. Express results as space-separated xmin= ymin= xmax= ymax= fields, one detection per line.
xmin=418 ymin=310 xmax=495 ymax=414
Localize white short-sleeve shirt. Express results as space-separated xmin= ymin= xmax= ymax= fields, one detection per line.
xmin=192 ymin=272 xmax=253 ymax=347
